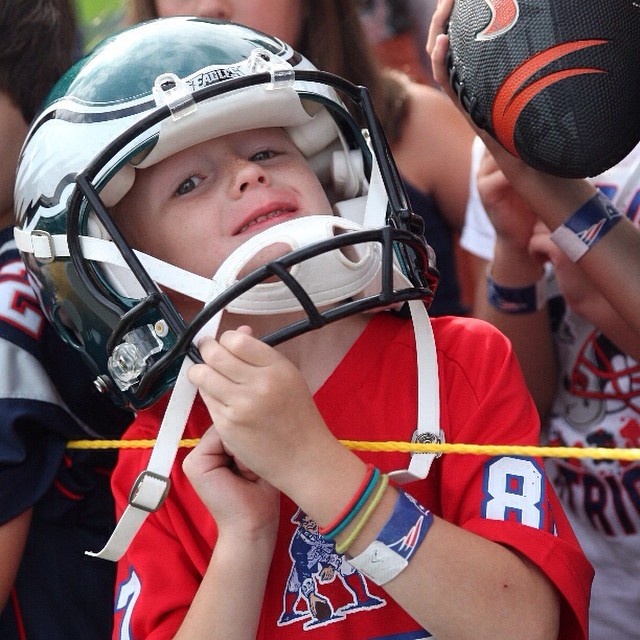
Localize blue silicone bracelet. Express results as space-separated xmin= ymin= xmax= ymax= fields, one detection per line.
xmin=486 ymin=272 xmax=546 ymax=314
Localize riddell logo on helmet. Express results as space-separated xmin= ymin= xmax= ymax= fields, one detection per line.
xmin=476 ymin=0 xmax=520 ymax=40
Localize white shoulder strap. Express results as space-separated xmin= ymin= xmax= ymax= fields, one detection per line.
xmin=85 ymin=357 xmax=197 ymax=561
xmin=86 ymin=308 xmax=223 ymax=562
xmin=388 ymin=299 xmax=442 ymax=484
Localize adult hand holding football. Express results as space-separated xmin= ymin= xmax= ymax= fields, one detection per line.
xmin=445 ymin=0 xmax=640 ymax=178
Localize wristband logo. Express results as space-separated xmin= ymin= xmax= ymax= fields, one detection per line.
xmin=476 ymin=0 xmax=520 ymax=40
xmin=491 ymin=40 xmax=608 ymax=158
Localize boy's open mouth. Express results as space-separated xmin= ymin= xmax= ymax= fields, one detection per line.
xmin=238 ymin=208 xmax=294 ymax=233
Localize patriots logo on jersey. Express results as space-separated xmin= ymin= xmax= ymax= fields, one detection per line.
xmin=278 ymin=511 xmax=386 ymax=630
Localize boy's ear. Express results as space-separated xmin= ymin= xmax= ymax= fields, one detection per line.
xmin=331 ymin=149 xmax=366 ymax=200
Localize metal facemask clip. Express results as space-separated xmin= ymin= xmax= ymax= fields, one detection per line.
xmin=107 ymin=322 xmax=168 ymax=391
xmin=153 ymin=72 xmax=197 ymax=120
xmin=248 ymin=47 xmax=295 ymax=90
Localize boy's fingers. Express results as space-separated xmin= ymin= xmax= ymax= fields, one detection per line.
xmin=218 ymin=328 xmax=279 ymax=368
xmin=190 ymin=330 xmax=283 ymax=396
xmin=197 ymin=328 xmax=274 ymax=369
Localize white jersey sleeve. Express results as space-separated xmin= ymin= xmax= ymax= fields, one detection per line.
xmin=460 ymin=136 xmax=496 ymax=261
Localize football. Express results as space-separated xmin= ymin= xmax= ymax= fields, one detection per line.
xmin=446 ymin=0 xmax=640 ymax=178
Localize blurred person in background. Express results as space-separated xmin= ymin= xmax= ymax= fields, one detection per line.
xmin=359 ymin=0 xmax=437 ymax=85
xmin=0 ymin=2 xmax=133 ymax=637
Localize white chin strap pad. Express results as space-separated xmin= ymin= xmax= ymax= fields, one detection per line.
xmin=214 ymin=215 xmax=382 ymax=314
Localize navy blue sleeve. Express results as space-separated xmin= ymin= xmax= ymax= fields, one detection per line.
xmin=0 ymin=227 xmax=132 ymax=523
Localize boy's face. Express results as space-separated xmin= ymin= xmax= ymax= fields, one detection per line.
xmin=0 ymin=93 xmax=29 ymax=227
xmin=112 ymin=127 xmax=332 ymax=319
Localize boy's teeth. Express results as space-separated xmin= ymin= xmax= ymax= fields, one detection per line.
xmin=241 ymin=209 xmax=284 ymax=232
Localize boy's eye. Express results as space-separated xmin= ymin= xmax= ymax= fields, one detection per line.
xmin=251 ymin=149 xmax=277 ymax=162
xmin=175 ymin=175 xmax=203 ymax=196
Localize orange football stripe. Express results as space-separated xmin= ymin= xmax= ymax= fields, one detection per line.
xmin=491 ymin=39 xmax=608 ymax=156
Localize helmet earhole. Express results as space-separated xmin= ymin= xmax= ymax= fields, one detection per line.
xmin=331 ymin=150 xmax=366 ymax=199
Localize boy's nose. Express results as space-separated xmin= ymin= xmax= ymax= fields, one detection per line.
xmin=231 ymin=160 xmax=269 ymax=195
xmin=239 ymin=174 xmax=266 ymax=193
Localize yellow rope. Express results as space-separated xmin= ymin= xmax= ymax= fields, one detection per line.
xmin=66 ymin=438 xmax=640 ymax=461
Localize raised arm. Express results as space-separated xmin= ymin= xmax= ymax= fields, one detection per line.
xmin=427 ymin=0 xmax=640 ymax=337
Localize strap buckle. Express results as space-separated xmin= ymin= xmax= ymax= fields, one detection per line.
xmin=128 ymin=470 xmax=171 ymax=513
xmin=411 ymin=429 xmax=445 ymax=458
xmin=30 ymin=230 xmax=56 ymax=263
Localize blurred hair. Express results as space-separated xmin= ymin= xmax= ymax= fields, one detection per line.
xmin=0 ymin=0 xmax=77 ymax=122
xmin=126 ymin=0 xmax=409 ymax=142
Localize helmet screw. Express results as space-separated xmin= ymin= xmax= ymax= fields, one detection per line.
xmin=94 ymin=375 xmax=112 ymax=394
xmin=154 ymin=320 xmax=169 ymax=338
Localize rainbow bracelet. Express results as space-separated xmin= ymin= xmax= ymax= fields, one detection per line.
xmin=319 ymin=465 xmax=379 ymax=539
xmin=335 ymin=473 xmax=389 ymax=555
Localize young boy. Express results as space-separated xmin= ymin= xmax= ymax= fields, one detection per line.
xmin=14 ymin=17 xmax=593 ymax=639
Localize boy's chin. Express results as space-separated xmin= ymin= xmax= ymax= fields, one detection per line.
xmin=167 ymin=243 xmax=295 ymax=323
xmin=237 ymin=242 xmax=293 ymax=281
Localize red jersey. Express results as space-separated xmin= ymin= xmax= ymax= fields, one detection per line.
xmin=112 ymin=314 xmax=593 ymax=639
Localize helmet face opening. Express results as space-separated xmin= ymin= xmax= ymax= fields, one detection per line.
xmin=14 ymin=17 xmax=438 ymax=409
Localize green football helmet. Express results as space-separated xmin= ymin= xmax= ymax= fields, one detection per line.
xmin=14 ymin=17 xmax=438 ymax=409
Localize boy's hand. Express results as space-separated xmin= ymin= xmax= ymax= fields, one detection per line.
xmin=187 ymin=326 xmax=333 ymax=491
xmin=182 ymin=423 xmax=279 ymax=540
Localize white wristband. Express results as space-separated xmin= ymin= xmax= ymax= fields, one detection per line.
xmin=348 ymin=491 xmax=433 ymax=585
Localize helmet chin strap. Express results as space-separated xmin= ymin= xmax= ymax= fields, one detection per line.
xmin=210 ymin=215 xmax=383 ymax=314
xmin=388 ymin=298 xmax=443 ymax=484
xmin=86 ymin=311 xmax=440 ymax=564
xmin=85 ymin=320 xmax=216 ymax=561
